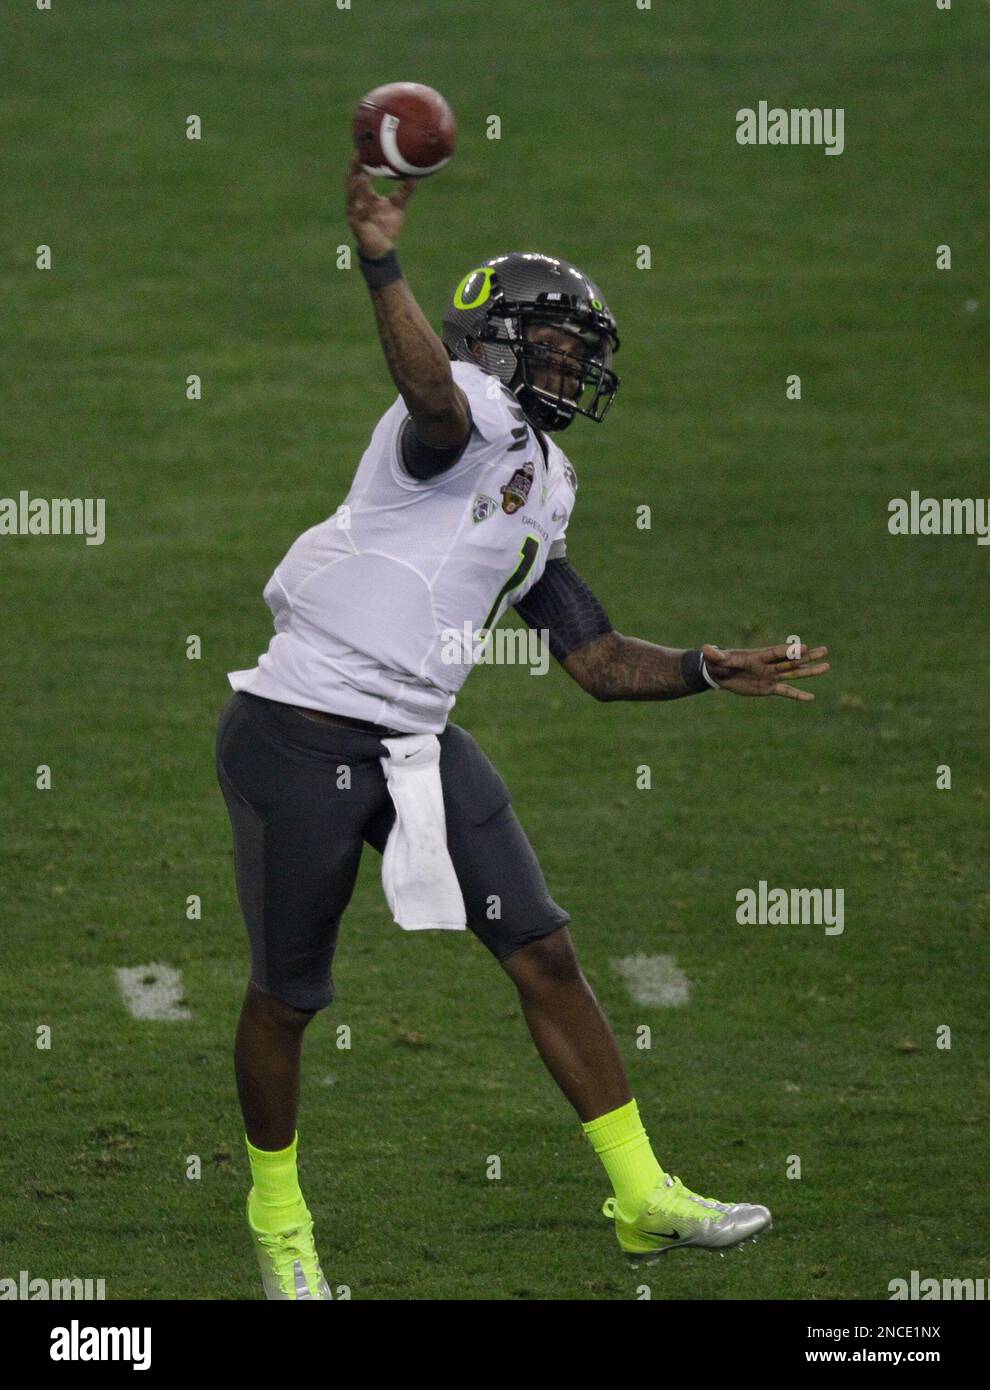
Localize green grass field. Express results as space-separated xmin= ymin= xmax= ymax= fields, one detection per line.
xmin=2 ymin=0 xmax=988 ymax=1301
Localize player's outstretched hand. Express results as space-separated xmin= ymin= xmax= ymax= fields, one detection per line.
xmin=701 ymin=642 xmax=830 ymax=701
xmin=345 ymin=152 xmax=416 ymax=259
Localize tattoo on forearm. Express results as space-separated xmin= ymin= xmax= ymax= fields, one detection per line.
xmin=576 ymin=632 xmax=694 ymax=701
xmin=369 ymin=280 xmax=457 ymax=418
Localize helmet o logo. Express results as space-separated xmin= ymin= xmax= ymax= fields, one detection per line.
xmin=590 ymin=297 xmax=603 ymax=310
xmin=454 ymin=267 xmax=495 ymax=311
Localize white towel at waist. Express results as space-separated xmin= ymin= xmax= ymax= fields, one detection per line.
xmin=379 ymin=733 xmax=467 ymax=931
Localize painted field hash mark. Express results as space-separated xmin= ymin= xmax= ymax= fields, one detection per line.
xmin=610 ymin=954 xmax=690 ymax=1007
xmin=115 ymin=963 xmax=191 ymax=1020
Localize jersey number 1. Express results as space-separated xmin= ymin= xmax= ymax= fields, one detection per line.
xmin=482 ymin=535 xmax=540 ymax=632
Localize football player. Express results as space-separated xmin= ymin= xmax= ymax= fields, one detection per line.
xmin=215 ymin=154 xmax=829 ymax=1298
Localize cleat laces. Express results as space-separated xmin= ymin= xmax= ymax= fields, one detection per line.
xmin=257 ymin=1222 xmax=324 ymax=1298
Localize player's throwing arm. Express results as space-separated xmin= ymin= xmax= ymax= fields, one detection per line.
xmin=344 ymin=153 xmax=470 ymax=451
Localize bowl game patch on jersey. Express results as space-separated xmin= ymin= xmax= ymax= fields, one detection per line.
xmin=500 ymin=461 xmax=535 ymax=514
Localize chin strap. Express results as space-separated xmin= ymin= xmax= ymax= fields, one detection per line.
xmin=512 ymin=379 xmax=576 ymax=433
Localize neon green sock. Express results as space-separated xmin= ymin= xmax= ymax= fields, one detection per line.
xmin=582 ymin=1099 xmax=664 ymax=1222
xmin=246 ymin=1132 xmax=308 ymax=1233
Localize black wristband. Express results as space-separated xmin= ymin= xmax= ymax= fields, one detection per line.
xmin=680 ymin=648 xmax=715 ymax=694
xmin=358 ymin=247 xmax=402 ymax=289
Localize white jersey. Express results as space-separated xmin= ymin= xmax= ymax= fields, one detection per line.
xmin=227 ymin=360 xmax=578 ymax=734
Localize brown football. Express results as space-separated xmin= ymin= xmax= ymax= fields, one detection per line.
xmin=352 ymin=82 xmax=457 ymax=179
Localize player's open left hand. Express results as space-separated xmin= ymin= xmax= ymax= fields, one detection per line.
xmin=345 ymin=152 xmax=416 ymax=259
xmin=701 ymin=642 xmax=830 ymax=701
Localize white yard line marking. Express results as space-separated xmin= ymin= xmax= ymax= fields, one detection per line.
xmin=610 ymin=953 xmax=690 ymax=1007
xmin=115 ymin=963 xmax=191 ymax=1020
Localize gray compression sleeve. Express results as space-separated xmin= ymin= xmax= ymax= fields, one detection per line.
xmin=513 ymin=558 xmax=614 ymax=661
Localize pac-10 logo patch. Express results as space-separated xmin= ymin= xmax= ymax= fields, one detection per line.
xmin=472 ymin=493 xmax=498 ymax=524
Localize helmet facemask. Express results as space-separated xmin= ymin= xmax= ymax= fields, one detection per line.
xmin=476 ymin=308 xmax=619 ymax=432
